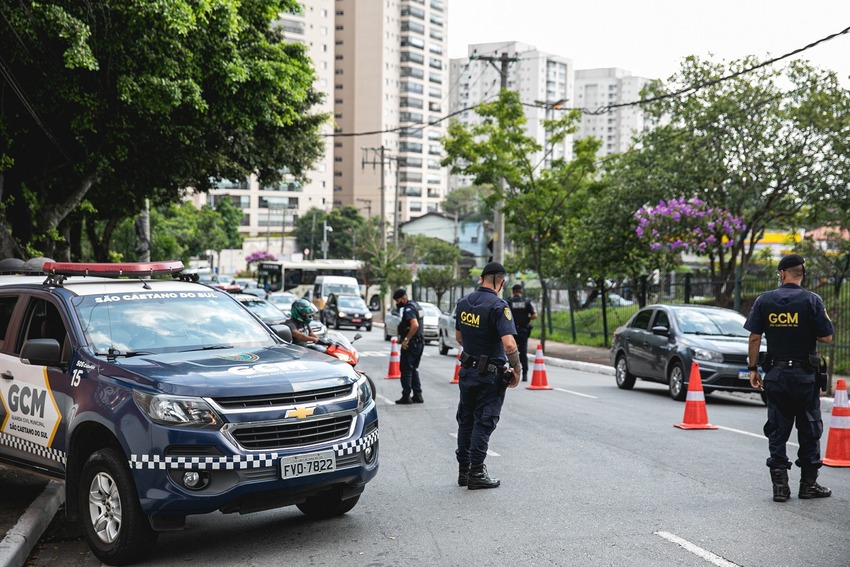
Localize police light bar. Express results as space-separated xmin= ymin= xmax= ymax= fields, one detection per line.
xmin=42 ymin=261 xmax=185 ymax=278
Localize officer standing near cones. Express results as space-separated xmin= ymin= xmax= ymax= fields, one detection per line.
xmin=393 ymin=288 xmax=425 ymax=404
xmin=744 ymin=253 xmax=834 ymax=502
xmin=454 ymin=262 xmax=521 ymax=489
xmin=509 ymin=284 xmax=537 ymax=381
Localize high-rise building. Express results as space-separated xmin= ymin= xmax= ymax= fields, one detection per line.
xmin=190 ymin=1 xmax=336 ymax=252
xmin=447 ymin=41 xmax=573 ymax=192
xmin=574 ymin=68 xmax=651 ymax=157
xmin=333 ymin=0 xmax=449 ymax=232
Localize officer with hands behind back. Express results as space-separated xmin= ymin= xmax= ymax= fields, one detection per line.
xmin=744 ymin=253 xmax=834 ymax=502
xmin=455 ymin=262 xmax=521 ymax=490
xmin=393 ymin=288 xmax=425 ymax=404
xmin=509 ymin=283 xmax=537 ymax=381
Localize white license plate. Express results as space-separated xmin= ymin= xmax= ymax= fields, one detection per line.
xmin=280 ymin=451 xmax=336 ymax=479
xmin=738 ymin=369 xmax=750 ymax=381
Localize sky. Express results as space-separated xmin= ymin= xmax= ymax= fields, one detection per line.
xmin=447 ymin=1 xmax=850 ymax=85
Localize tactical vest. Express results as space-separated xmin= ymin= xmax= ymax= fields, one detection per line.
xmin=762 ymin=288 xmax=816 ymax=360
xmin=398 ymin=299 xmax=424 ymax=341
xmin=509 ymin=295 xmax=532 ymax=328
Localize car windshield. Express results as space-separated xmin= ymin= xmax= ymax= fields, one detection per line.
xmin=422 ymin=303 xmax=441 ymax=317
xmin=73 ymin=290 xmax=277 ymax=355
xmin=675 ymin=309 xmax=749 ymax=337
xmin=239 ymin=298 xmax=286 ymax=321
xmin=338 ymin=296 xmax=366 ymax=309
xmin=269 ymin=294 xmax=296 ymax=308
xmin=326 ymin=284 xmax=359 ymax=295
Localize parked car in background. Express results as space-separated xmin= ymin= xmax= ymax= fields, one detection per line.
xmin=321 ymin=293 xmax=373 ymax=331
xmin=235 ymin=278 xmax=267 ymax=298
xmin=384 ymin=301 xmax=440 ymax=343
xmin=438 ymin=307 xmax=461 ymax=355
xmin=199 ymin=273 xmax=241 ymax=294
xmin=609 ymin=304 xmax=766 ymax=402
xmin=233 ymin=294 xmax=289 ymax=325
xmin=588 ymin=292 xmax=634 ymax=307
xmin=268 ymin=291 xmax=298 ymax=314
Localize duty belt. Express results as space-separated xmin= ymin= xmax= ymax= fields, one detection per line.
xmin=459 ymin=351 xmax=500 ymax=374
xmin=773 ymin=359 xmax=806 ymax=368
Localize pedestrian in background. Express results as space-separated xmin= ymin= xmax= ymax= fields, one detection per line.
xmin=455 ymin=262 xmax=521 ymax=489
xmin=393 ymin=288 xmax=425 ymax=404
xmin=744 ymin=253 xmax=834 ymax=502
xmin=509 ymin=283 xmax=537 ymax=381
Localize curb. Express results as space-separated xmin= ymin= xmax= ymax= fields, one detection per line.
xmin=544 ymin=356 xmax=614 ymax=376
xmin=0 ymin=481 xmax=64 ymax=567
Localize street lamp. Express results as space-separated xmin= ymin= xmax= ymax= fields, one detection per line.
xmin=322 ymin=220 xmax=334 ymax=259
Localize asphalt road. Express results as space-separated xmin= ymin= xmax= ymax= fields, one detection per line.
xmin=24 ymin=330 xmax=850 ymax=566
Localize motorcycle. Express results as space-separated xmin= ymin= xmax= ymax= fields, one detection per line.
xmin=312 ymin=331 xmax=376 ymax=396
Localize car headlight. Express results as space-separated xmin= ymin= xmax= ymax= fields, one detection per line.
xmin=133 ymin=391 xmax=222 ymax=429
xmin=691 ymin=347 xmax=723 ymax=363
xmin=356 ymin=374 xmax=373 ymax=411
xmin=365 ymin=313 xmax=372 ymax=319
xmin=338 ymin=311 xmax=348 ymax=318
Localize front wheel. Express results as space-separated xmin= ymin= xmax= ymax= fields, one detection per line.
xmin=296 ymin=487 xmax=360 ymax=520
xmin=615 ymin=355 xmax=636 ymax=390
xmin=79 ymin=447 xmax=158 ymax=565
xmin=369 ymin=295 xmax=380 ymax=311
xmin=438 ymin=334 xmax=449 ymax=355
xmin=668 ymin=361 xmax=687 ymax=401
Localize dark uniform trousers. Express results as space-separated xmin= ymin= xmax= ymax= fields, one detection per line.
xmin=515 ymin=326 xmax=531 ymax=376
xmin=763 ymin=367 xmax=824 ymax=470
xmin=399 ymin=338 xmax=424 ymax=397
xmin=456 ymin=367 xmax=506 ymax=468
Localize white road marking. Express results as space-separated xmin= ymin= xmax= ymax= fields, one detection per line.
xmin=717 ymin=425 xmax=798 ymax=447
xmin=448 ymin=432 xmax=499 ymax=457
xmin=655 ymin=531 xmax=741 ymax=567
xmin=554 ymin=387 xmax=598 ymax=399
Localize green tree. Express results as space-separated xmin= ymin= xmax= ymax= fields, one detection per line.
xmin=443 ymin=90 xmax=600 ymax=348
xmin=417 ymin=265 xmax=455 ymax=307
xmin=440 ymin=185 xmax=494 ymax=224
xmin=615 ymin=56 xmax=850 ymax=302
xmin=354 ymin=219 xmax=407 ymax=318
xmin=0 ymin=0 xmax=325 ymax=260
xmin=294 ymin=206 xmax=365 ymax=260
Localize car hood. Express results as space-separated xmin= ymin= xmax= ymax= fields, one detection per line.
xmin=96 ymin=345 xmax=358 ymax=397
xmin=680 ymin=335 xmax=750 ymax=353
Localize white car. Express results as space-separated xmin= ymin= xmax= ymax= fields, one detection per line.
xmin=267 ymin=291 xmax=298 ymax=314
xmin=438 ymin=308 xmax=461 ymax=355
xmin=384 ymin=301 xmax=440 ymax=343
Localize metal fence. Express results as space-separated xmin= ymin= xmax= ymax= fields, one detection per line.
xmin=415 ymin=272 xmax=850 ymax=374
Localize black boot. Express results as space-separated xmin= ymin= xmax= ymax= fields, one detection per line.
xmin=467 ymin=464 xmax=500 ymax=490
xmin=458 ymin=464 xmax=469 ymax=487
xmin=799 ymin=468 xmax=831 ymax=499
xmin=770 ymin=468 xmax=790 ymax=502
xmin=395 ymin=396 xmax=412 ymax=405
xmin=412 ymin=393 xmax=424 ymax=403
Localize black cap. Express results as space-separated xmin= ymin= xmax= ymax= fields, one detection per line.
xmin=392 ymin=288 xmax=407 ymax=300
xmin=481 ymin=262 xmax=506 ymax=277
xmin=512 ymin=284 xmax=523 ymax=291
xmin=778 ymin=254 xmax=805 ymax=271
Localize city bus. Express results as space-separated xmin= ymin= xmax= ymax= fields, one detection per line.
xmin=257 ymin=259 xmax=382 ymax=311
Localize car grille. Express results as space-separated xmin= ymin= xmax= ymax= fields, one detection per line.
xmin=722 ymin=354 xmax=748 ymax=365
xmin=231 ymin=415 xmax=354 ymax=450
xmin=212 ymin=384 xmax=353 ymax=410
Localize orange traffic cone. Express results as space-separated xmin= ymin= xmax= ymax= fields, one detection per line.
xmin=526 ymin=344 xmax=552 ymax=390
xmin=385 ymin=337 xmax=401 ymax=379
xmin=674 ymin=362 xmax=717 ymax=430
xmin=451 ymin=348 xmax=462 ymax=384
xmin=823 ymin=379 xmax=850 ymax=467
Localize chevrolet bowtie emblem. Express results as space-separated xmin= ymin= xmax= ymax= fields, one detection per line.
xmin=286 ymin=406 xmax=315 ymax=419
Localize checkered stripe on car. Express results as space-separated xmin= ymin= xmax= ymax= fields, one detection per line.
xmin=0 ymin=431 xmax=67 ymax=465
xmin=129 ymin=428 xmax=379 ymax=470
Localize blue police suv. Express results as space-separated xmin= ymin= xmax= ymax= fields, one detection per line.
xmin=0 ymin=260 xmax=378 ymax=565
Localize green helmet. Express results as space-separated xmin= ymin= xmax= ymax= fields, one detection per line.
xmin=291 ymin=298 xmax=317 ymax=324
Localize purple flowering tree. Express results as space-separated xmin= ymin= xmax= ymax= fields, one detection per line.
xmin=635 ymin=198 xmax=745 ymax=280
xmin=245 ymin=250 xmax=277 ymax=268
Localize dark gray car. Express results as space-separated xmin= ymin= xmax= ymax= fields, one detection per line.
xmin=610 ymin=304 xmax=766 ymax=401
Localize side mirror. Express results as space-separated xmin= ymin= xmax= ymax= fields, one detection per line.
xmin=271 ymin=324 xmax=293 ymax=343
xmin=352 ymin=333 xmax=363 ymax=342
xmin=21 ymin=338 xmax=62 ymax=366
xmin=651 ymin=325 xmax=669 ymax=336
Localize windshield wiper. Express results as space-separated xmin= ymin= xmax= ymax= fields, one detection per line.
xmin=181 ymin=344 xmax=233 ymax=352
xmin=96 ymin=348 xmax=155 ymax=360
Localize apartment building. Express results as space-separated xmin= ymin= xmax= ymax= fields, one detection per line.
xmin=333 ymin=0 xmax=449 ymax=232
xmin=574 ymin=68 xmax=651 ymax=157
xmin=190 ymin=1 xmax=336 ymax=246
xmin=448 ymin=41 xmax=573 ymax=192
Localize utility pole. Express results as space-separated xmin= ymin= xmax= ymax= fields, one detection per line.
xmin=361 ymin=147 xmax=388 ymax=250
xmin=472 ymin=51 xmax=519 ymax=264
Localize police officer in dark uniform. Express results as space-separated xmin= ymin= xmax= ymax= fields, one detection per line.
xmin=454 ymin=262 xmax=521 ymax=489
xmin=744 ymin=254 xmax=834 ymax=502
xmin=393 ymin=288 xmax=425 ymax=404
xmin=509 ymin=284 xmax=537 ymax=381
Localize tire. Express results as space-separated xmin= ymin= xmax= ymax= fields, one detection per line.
xmin=79 ymin=447 xmax=158 ymax=565
xmin=615 ymin=354 xmax=636 ymax=390
xmin=384 ymin=327 xmax=390 ymax=341
xmin=296 ymin=487 xmax=360 ymax=520
xmin=369 ymin=295 xmax=380 ymax=311
xmin=365 ymin=324 xmax=372 ymax=332
xmin=438 ymin=333 xmax=449 ymax=356
xmin=668 ymin=360 xmax=687 ymax=401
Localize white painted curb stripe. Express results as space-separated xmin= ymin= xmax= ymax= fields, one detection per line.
xmin=655 ymin=531 xmax=741 ymax=567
